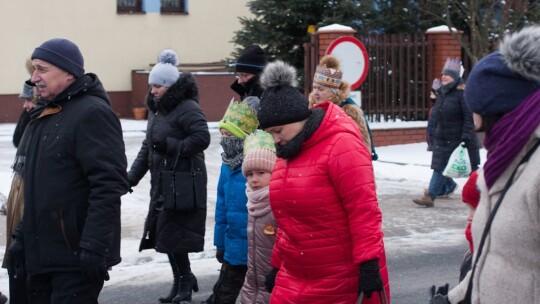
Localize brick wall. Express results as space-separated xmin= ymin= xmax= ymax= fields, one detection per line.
xmin=426 ymin=31 xmax=462 ymax=81
xmin=372 ymin=127 xmax=427 ymax=147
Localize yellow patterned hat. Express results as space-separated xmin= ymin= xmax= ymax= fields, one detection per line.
xmin=218 ymin=98 xmax=259 ymax=138
xmin=242 ymin=130 xmax=277 ymax=176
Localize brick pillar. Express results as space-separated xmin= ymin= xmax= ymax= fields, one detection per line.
xmin=425 ymin=26 xmax=462 ymax=82
xmin=314 ymin=24 xmax=357 ymax=61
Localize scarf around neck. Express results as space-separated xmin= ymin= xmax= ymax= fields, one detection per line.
xmin=220 ymin=136 xmax=245 ymax=169
xmin=246 ymin=186 xmax=271 ymax=218
xmin=483 ymin=89 xmax=540 ymax=189
xmin=276 ymin=108 xmax=325 ymax=159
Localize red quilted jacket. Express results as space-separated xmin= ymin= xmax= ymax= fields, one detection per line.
xmin=269 ymin=102 xmax=390 ymax=304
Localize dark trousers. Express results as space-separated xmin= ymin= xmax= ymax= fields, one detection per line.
xmin=170 ymin=252 xmax=192 ymax=276
xmin=27 ymin=272 xmax=104 ymax=304
xmin=207 ymin=262 xmax=247 ymax=304
xmin=9 ymin=272 xmax=28 ymax=304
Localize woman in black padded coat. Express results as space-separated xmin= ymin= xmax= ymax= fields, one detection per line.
xmin=128 ymin=49 xmax=210 ymax=304
xmin=413 ymin=58 xmax=480 ymax=207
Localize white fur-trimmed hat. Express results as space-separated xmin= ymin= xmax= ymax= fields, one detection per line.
xmin=465 ymin=25 xmax=540 ymax=116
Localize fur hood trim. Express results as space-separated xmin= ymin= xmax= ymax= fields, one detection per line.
xmin=499 ymin=25 xmax=540 ymax=82
xmin=147 ymin=72 xmax=199 ymax=114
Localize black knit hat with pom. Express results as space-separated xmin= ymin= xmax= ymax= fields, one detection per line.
xmin=258 ymin=61 xmax=310 ymax=129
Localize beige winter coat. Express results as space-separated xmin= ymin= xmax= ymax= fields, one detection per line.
xmin=2 ymin=174 xmax=24 ymax=268
xmin=308 ymin=92 xmax=372 ymax=151
xmin=239 ymin=186 xmax=277 ymax=304
xmin=448 ymin=126 xmax=540 ymax=303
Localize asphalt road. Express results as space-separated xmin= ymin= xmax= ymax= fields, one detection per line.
xmin=96 ymin=192 xmax=468 ymax=304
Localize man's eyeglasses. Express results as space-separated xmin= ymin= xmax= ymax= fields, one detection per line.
xmin=235 ymin=73 xmax=252 ymax=80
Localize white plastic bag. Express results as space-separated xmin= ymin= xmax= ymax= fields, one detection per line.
xmin=443 ymin=143 xmax=471 ymax=178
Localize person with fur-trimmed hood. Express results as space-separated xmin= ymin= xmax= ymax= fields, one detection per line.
xmin=128 ymin=49 xmax=210 ymax=304
xmin=430 ymin=25 xmax=540 ymax=304
xmin=257 ymin=61 xmax=390 ymax=304
xmin=308 ymin=55 xmax=375 ymax=158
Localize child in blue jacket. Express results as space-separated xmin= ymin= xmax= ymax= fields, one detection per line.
xmin=203 ymin=98 xmax=259 ymax=304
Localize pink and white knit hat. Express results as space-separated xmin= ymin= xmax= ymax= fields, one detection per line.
xmin=242 ymin=130 xmax=277 ymax=176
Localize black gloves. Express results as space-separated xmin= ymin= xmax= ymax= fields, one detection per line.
xmin=127 ymin=173 xmax=137 ymax=193
xmin=359 ymin=259 xmax=383 ymax=298
xmin=152 ymin=140 xmax=167 ymax=154
xmin=265 ymin=268 xmax=278 ymax=293
xmin=7 ymin=237 xmax=25 ymax=279
xmin=215 ymin=250 xmax=224 ymax=264
xmin=80 ymin=249 xmax=110 ymax=283
xmin=429 ymin=284 xmax=450 ymax=304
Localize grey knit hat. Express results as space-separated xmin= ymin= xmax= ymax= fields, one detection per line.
xmin=31 ymin=38 xmax=85 ymax=78
xmin=258 ymin=61 xmax=310 ymax=129
xmin=149 ymin=49 xmax=180 ymax=87
xmin=19 ymin=80 xmax=34 ymax=100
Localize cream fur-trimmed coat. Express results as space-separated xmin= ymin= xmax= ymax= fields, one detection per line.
xmin=308 ymin=81 xmax=372 ymax=151
xmin=448 ymin=126 xmax=540 ymax=303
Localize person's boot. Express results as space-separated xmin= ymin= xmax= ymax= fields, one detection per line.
xmin=0 ymin=292 xmax=7 ymax=304
xmin=413 ymin=192 xmax=434 ymax=207
xmin=200 ymin=294 xmax=214 ymax=304
xmin=159 ymin=258 xmax=180 ymax=303
xmin=172 ymin=272 xmax=199 ymax=303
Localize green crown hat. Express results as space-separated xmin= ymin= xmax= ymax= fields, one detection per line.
xmin=243 ymin=130 xmax=276 ymax=156
xmin=218 ymin=98 xmax=259 ymax=138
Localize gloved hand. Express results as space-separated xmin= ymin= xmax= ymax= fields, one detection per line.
xmin=461 ymin=137 xmax=470 ymax=147
xmin=127 ymin=173 xmax=137 ymax=193
xmin=429 ymin=284 xmax=450 ymax=304
xmin=7 ymin=237 xmax=25 ymax=279
xmin=359 ymin=259 xmax=383 ymax=298
xmin=215 ymin=250 xmax=224 ymax=264
xmin=264 ymin=268 xmax=278 ymax=293
xmin=152 ymin=140 xmax=167 ymax=154
xmin=80 ymin=249 xmax=110 ymax=283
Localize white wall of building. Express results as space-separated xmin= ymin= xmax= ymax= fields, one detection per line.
xmin=0 ymin=0 xmax=251 ymax=93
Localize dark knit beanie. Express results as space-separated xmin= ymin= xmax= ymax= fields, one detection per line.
xmin=32 ymin=38 xmax=85 ymax=78
xmin=465 ymin=25 xmax=540 ymax=116
xmin=258 ymin=61 xmax=310 ymax=129
xmin=235 ymin=45 xmax=267 ymax=75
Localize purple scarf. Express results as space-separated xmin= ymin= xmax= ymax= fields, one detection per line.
xmin=483 ymin=89 xmax=540 ymax=189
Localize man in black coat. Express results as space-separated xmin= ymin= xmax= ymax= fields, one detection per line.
xmin=230 ymin=45 xmax=267 ymax=100
xmin=6 ymin=38 xmax=129 ymax=304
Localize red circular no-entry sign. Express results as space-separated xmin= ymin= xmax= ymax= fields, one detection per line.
xmin=326 ymin=36 xmax=369 ymax=90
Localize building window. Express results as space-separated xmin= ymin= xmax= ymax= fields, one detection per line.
xmin=117 ymin=0 xmax=144 ymax=14
xmin=161 ymin=0 xmax=188 ymax=14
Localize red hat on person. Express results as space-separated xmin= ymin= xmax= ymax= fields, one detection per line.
xmin=462 ymin=170 xmax=480 ymax=208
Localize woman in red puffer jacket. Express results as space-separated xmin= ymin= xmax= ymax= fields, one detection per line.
xmin=257 ymin=61 xmax=390 ymax=304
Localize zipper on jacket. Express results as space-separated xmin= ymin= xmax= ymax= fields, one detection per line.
xmin=58 ymin=207 xmax=72 ymax=250
xmin=37 ymin=134 xmax=48 ymax=173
